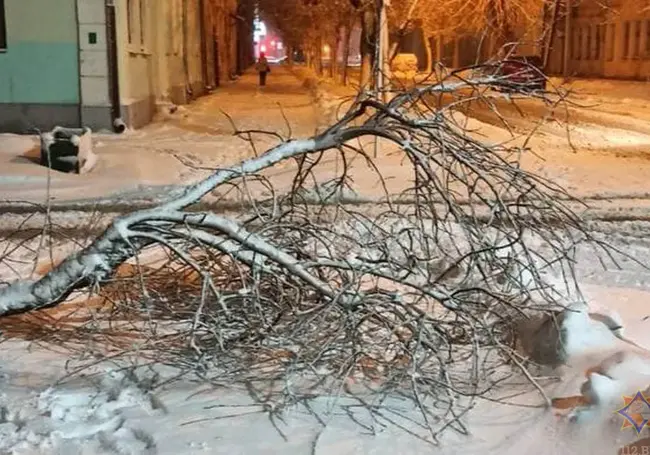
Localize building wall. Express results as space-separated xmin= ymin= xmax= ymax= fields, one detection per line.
xmin=0 ymin=0 xmax=249 ymax=133
xmin=77 ymin=0 xmax=112 ymax=131
xmin=0 ymin=0 xmax=80 ymax=132
xmin=114 ymin=0 xmax=240 ymax=129
xmin=546 ymin=0 xmax=650 ymax=79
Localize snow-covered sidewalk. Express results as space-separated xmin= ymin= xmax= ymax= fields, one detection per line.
xmin=2 ymin=66 xmax=650 ymax=215
xmin=0 ymin=66 xmax=322 ymax=205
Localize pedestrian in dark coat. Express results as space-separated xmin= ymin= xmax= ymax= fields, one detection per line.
xmin=256 ymin=53 xmax=270 ymax=87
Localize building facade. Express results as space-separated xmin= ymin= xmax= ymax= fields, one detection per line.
xmin=0 ymin=0 xmax=254 ymax=133
xmin=0 ymin=0 xmax=81 ymax=133
xmin=546 ymin=0 xmax=650 ymax=79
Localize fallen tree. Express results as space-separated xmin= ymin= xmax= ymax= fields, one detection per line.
xmin=0 ymin=67 xmax=608 ymax=442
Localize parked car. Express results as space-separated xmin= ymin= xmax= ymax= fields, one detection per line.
xmin=489 ymin=55 xmax=547 ymax=93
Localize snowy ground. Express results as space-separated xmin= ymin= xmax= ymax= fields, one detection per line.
xmin=1 ymin=67 xmax=650 ymax=454
xmin=1 ymin=67 xmax=650 ymax=209
xmin=0 ymin=229 xmax=650 ymax=454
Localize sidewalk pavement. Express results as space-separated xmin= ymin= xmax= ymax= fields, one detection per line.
xmin=1 ymin=66 xmax=650 ymax=218
xmin=0 ymin=66 xmax=322 ymax=206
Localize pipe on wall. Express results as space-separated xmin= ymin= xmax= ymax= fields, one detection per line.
xmin=105 ymin=0 xmax=125 ymax=133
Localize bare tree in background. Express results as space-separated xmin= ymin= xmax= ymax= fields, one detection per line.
xmin=388 ymin=0 xmax=553 ymax=67
xmin=0 ymin=68 xmax=614 ymax=442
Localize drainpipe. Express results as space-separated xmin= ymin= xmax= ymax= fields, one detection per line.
xmin=105 ymin=0 xmax=126 ymax=133
xmin=74 ymin=0 xmax=83 ymax=129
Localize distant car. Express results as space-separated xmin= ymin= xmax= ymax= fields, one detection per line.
xmin=267 ymin=55 xmax=287 ymax=64
xmin=490 ymin=55 xmax=547 ymax=93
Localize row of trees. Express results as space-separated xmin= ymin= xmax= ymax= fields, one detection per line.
xmin=259 ymin=0 xmax=556 ymax=87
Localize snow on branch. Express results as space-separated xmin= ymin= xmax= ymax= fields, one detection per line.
xmin=0 ymin=67 xmax=600 ymax=443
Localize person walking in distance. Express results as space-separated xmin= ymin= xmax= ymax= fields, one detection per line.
xmin=256 ymin=52 xmax=270 ymax=87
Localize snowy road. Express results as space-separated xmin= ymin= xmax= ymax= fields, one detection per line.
xmin=1 ymin=68 xmax=650 ymax=454
xmin=0 ymin=224 xmax=650 ymax=454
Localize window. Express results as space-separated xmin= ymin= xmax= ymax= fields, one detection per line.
xmin=585 ymin=26 xmax=592 ymax=60
xmin=574 ymin=27 xmax=582 ymax=60
xmin=127 ymin=0 xmax=134 ymax=44
xmin=607 ymin=23 xmax=616 ymax=61
xmin=138 ymin=0 xmax=145 ymax=45
xmin=126 ymin=0 xmax=147 ymax=50
xmin=623 ymin=21 xmax=630 ymax=59
xmin=0 ymin=0 xmax=6 ymax=51
xmin=633 ymin=20 xmax=641 ymax=58
xmin=645 ymin=19 xmax=650 ymax=58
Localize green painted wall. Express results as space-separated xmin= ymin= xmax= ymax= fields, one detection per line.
xmin=0 ymin=0 xmax=79 ymax=104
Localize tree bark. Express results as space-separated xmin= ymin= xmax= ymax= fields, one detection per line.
xmin=329 ymin=30 xmax=341 ymax=80
xmin=342 ymin=21 xmax=352 ymax=85
xmin=388 ymin=0 xmax=420 ymax=63
xmin=287 ymin=45 xmax=294 ymax=66
xmin=424 ymin=35 xmax=433 ymax=73
xmin=359 ymin=8 xmax=376 ymax=90
xmin=316 ymin=37 xmax=324 ymax=75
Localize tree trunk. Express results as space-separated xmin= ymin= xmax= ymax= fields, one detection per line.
xmin=359 ymin=8 xmax=376 ymax=90
xmin=330 ymin=30 xmax=341 ymax=80
xmin=388 ymin=0 xmax=420 ymax=63
xmin=543 ymin=0 xmax=561 ymax=69
xmin=182 ymin=0 xmax=190 ymax=99
xmin=342 ymin=22 xmax=352 ymax=85
xmin=316 ymin=38 xmax=324 ymax=75
xmin=424 ymin=35 xmax=433 ymax=73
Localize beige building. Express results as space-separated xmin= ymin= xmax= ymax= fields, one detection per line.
xmin=427 ymin=0 xmax=649 ymax=80
xmin=546 ymin=0 xmax=650 ymax=79
xmin=77 ymin=0 xmax=253 ymax=132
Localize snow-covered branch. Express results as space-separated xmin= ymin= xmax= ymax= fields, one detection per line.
xmin=0 ymin=70 xmax=601 ymax=443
